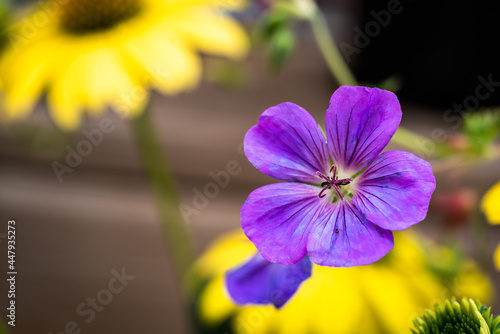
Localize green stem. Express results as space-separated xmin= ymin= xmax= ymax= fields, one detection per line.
xmin=131 ymin=109 xmax=194 ymax=277
xmin=391 ymin=127 xmax=432 ymax=154
xmin=307 ymin=6 xmax=357 ymax=87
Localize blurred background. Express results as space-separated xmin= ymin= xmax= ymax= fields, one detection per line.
xmin=0 ymin=0 xmax=499 ymax=333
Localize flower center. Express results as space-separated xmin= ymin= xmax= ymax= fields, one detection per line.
xmin=60 ymin=0 xmax=142 ymax=34
xmin=316 ymin=165 xmax=353 ymax=201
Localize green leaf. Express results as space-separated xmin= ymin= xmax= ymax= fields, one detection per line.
xmin=462 ymin=109 xmax=500 ymax=157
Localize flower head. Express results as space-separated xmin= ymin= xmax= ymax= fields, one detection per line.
xmin=411 ymin=298 xmax=500 ymax=334
xmin=0 ymin=0 xmax=248 ymax=130
xmin=242 ymin=86 xmax=436 ymax=267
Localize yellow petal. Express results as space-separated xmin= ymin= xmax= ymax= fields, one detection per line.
xmin=454 ymin=261 xmax=493 ymax=303
xmin=124 ymin=28 xmax=202 ymax=95
xmin=198 ymin=275 xmax=236 ymax=326
xmin=495 ymin=243 xmax=500 ymax=270
xmin=78 ymin=46 xmax=148 ymax=118
xmin=159 ymin=0 xmax=248 ymax=12
xmin=0 ymin=3 xmax=64 ymax=119
xmin=165 ymin=10 xmax=249 ymax=59
xmin=46 ymin=65 xmax=85 ymax=131
xmin=306 ymin=266 xmax=370 ymax=334
xmin=192 ymin=230 xmax=256 ymax=277
xmin=234 ymin=306 xmax=275 ymax=334
xmin=0 ymin=36 xmax=55 ymax=120
xmin=231 ymin=266 xmax=373 ymax=334
xmin=205 ymin=0 xmax=248 ymax=10
xmin=358 ymin=266 xmax=422 ymax=333
xmin=47 ymin=45 xmax=147 ymax=129
xmin=482 ymin=181 xmax=500 ymax=224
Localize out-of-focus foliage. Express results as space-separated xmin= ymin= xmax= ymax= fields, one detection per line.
xmin=254 ymin=0 xmax=316 ymax=70
xmin=463 ymin=110 xmax=500 ymax=157
xmin=254 ymin=5 xmax=296 ymax=70
xmin=411 ymin=298 xmax=500 ymax=334
xmin=188 ymin=230 xmax=493 ymax=334
xmin=205 ymin=58 xmax=248 ymax=90
xmin=0 ymin=0 xmax=9 ymax=20
xmin=428 ymin=109 xmax=500 ymax=160
xmin=0 ymin=0 xmax=10 ymax=49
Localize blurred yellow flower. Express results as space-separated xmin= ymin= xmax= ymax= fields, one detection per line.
xmin=483 ymin=181 xmax=500 ymax=225
xmin=189 ymin=230 xmax=493 ymax=334
xmin=0 ymin=0 xmax=248 ymax=130
xmin=495 ymin=244 xmax=500 ymax=271
xmin=482 ymin=181 xmax=500 ymax=270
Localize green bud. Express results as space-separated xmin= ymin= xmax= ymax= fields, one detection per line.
xmin=411 ymin=298 xmax=500 ymax=334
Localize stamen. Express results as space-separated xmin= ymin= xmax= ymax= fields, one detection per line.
xmin=337 ymin=178 xmax=353 ymax=186
xmin=330 ymin=164 xmax=337 ymax=177
xmin=318 ymin=185 xmax=330 ymax=198
xmin=333 ymin=185 xmax=344 ymax=201
xmin=316 ymin=171 xmax=330 ymax=182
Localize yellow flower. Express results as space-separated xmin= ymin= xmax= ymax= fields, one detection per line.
xmin=482 ymin=181 xmax=500 ymax=225
xmin=495 ymin=244 xmax=500 ymax=271
xmin=189 ymin=230 xmax=493 ymax=334
xmin=482 ymin=181 xmax=500 ymax=270
xmin=0 ymin=0 xmax=248 ymax=130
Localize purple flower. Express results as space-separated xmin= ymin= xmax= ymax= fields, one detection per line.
xmin=225 ymin=253 xmax=311 ymax=308
xmin=242 ymin=86 xmax=436 ymax=267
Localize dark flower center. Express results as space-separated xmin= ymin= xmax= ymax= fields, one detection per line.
xmin=60 ymin=0 xmax=142 ymax=35
xmin=316 ymin=165 xmax=353 ymax=200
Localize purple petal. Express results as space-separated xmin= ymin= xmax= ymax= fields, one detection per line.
xmin=241 ymin=183 xmax=328 ymax=265
xmin=244 ymin=102 xmax=330 ymax=183
xmin=225 ymin=253 xmax=312 ymax=308
xmin=307 ymin=202 xmax=394 ymax=267
xmin=325 ymin=86 xmax=402 ymax=173
xmin=353 ymin=150 xmax=436 ymax=231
